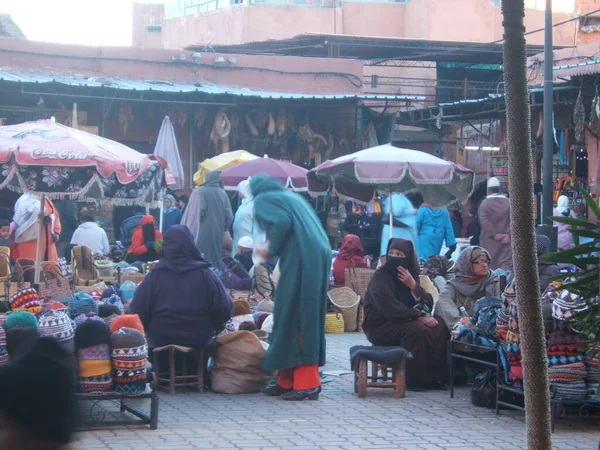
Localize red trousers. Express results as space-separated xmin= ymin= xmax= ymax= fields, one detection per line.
xmin=276 ymin=365 xmax=320 ymax=391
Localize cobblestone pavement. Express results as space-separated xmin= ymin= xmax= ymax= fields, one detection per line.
xmin=76 ymin=333 xmax=599 ymax=450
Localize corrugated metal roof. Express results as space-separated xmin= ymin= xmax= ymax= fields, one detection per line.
xmin=439 ymin=93 xmax=504 ymax=107
xmin=0 ymin=69 xmax=423 ymax=101
xmin=553 ymin=60 xmax=600 ymax=77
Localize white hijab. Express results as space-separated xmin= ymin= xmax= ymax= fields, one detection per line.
xmin=556 ymin=195 xmax=570 ymax=215
xmin=237 ymin=180 xmax=253 ymax=204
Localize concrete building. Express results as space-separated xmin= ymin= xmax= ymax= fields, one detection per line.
xmin=133 ymin=0 xmax=582 ymax=50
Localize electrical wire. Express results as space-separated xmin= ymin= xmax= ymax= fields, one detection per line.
xmin=0 ymin=47 xmax=363 ymax=88
xmin=373 ymin=7 xmax=600 ymax=64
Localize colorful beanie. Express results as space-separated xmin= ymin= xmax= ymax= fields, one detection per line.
xmin=73 ymin=313 xmax=104 ymax=330
xmin=68 ymin=293 xmax=99 ymax=319
xmin=98 ymin=303 xmax=121 ymax=319
xmin=89 ymin=290 xmax=103 ymax=302
xmin=110 ymin=314 xmax=144 ymax=335
xmin=0 ymin=316 xmax=7 ymax=365
xmin=9 ymin=289 xmax=42 ymax=316
xmin=47 ymin=301 xmax=67 ymax=311
xmin=105 ymin=294 xmax=124 ymax=313
xmin=74 ymin=319 xmax=112 ymax=394
xmin=38 ymin=310 xmax=75 ymax=355
xmin=102 ymin=286 xmax=120 ymax=299
xmin=4 ymin=311 xmax=39 ymax=331
xmin=119 ymin=281 xmax=137 ymax=302
xmin=111 ymin=327 xmax=148 ymax=396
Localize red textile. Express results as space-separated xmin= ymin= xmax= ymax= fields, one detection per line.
xmin=126 ymin=215 xmax=163 ymax=258
xmin=332 ymin=234 xmax=367 ymax=286
xmin=276 ymin=364 xmax=321 ymax=391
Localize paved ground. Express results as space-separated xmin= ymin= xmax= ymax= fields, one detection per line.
xmin=76 ymin=333 xmax=599 ymax=450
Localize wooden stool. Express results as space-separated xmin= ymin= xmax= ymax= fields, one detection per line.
xmin=153 ymin=345 xmax=204 ymax=395
xmin=350 ymin=345 xmax=410 ymax=399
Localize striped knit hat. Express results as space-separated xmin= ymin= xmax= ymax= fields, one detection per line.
xmin=10 ymin=288 xmax=42 ymax=317
xmin=110 ymin=327 xmax=148 ymax=396
xmin=38 ymin=310 xmax=75 ymax=355
xmin=110 ymin=314 xmax=145 ymax=335
xmin=74 ymin=319 xmax=112 ymax=394
xmin=68 ymin=293 xmax=99 ymax=319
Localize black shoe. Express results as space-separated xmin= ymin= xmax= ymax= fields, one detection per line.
xmin=261 ymin=384 xmax=292 ymax=396
xmin=281 ymin=387 xmax=321 ymax=401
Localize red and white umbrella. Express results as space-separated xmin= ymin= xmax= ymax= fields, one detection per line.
xmin=307 ymin=144 xmax=474 ymax=207
xmin=0 ymin=120 xmax=162 ymax=202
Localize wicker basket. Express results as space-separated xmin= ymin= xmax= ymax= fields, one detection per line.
xmin=328 ymin=287 xmax=360 ymax=332
xmin=344 ymin=267 xmax=375 ymax=301
xmin=72 ymin=246 xmax=100 ymax=287
xmin=325 ymin=312 xmax=345 ymax=334
xmin=419 ymin=275 xmax=439 ymax=305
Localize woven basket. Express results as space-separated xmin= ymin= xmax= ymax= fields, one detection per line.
xmin=325 ymin=312 xmax=345 ymax=334
xmin=328 ymin=287 xmax=360 ymax=332
xmin=344 ymin=267 xmax=375 ymax=301
xmin=419 ymin=275 xmax=439 ymax=305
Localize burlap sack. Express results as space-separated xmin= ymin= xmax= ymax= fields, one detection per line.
xmin=211 ymin=331 xmax=273 ymax=394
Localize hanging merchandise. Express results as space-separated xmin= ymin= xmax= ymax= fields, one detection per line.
xmin=559 ymin=130 xmax=566 ymax=165
xmin=573 ymin=90 xmax=586 ymax=144
xmin=590 ymin=89 xmax=599 ymax=131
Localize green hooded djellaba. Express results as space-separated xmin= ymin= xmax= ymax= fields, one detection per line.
xmin=250 ymin=174 xmax=330 ymax=371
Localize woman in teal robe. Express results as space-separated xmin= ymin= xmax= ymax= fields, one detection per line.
xmin=251 ymin=175 xmax=330 ymax=401
xmin=380 ymin=193 xmax=418 ymax=257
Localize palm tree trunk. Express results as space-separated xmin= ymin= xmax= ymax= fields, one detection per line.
xmin=501 ymin=1 xmax=552 ymax=448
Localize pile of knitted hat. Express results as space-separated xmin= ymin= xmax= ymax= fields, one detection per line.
xmin=585 ymin=348 xmax=600 ymax=400
xmin=505 ymin=300 xmax=522 ymax=386
xmin=10 ymin=288 xmax=42 ymax=317
xmin=110 ymin=324 xmax=148 ymax=396
xmin=496 ymin=279 xmax=515 ymax=346
xmin=74 ymin=319 xmax=112 ymax=394
xmin=547 ymin=329 xmax=587 ymax=400
xmin=38 ymin=309 xmax=75 ymax=355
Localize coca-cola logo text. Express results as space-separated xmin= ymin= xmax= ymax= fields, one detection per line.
xmin=125 ymin=160 xmax=141 ymax=176
xmin=31 ymin=148 xmax=90 ymax=160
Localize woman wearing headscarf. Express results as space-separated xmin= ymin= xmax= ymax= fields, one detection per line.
xmin=380 ymin=194 xmax=418 ymax=257
xmin=251 ymin=175 xmax=330 ymax=401
xmin=182 ymin=171 xmax=233 ymax=269
xmin=553 ymin=195 xmax=575 ymax=251
xmin=232 ymin=180 xmax=254 ymax=248
xmin=160 ymin=194 xmax=182 ymax=234
xmin=125 ymin=215 xmax=163 ymax=264
xmin=129 ymin=225 xmax=232 ymax=349
xmin=12 ymin=193 xmax=61 ymax=263
xmin=434 ymin=246 xmax=501 ymax=332
xmin=362 ymin=238 xmax=448 ymax=390
xmin=332 ymin=234 xmax=367 ymax=287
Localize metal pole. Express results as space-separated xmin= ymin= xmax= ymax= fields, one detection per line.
xmin=33 ymin=194 xmax=45 ymax=289
xmin=542 ymin=0 xmax=554 ymax=225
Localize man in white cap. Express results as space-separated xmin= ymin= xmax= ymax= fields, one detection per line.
xmin=234 ymin=236 xmax=254 ymax=272
xmin=478 ymin=177 xmax=512 ymax=271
